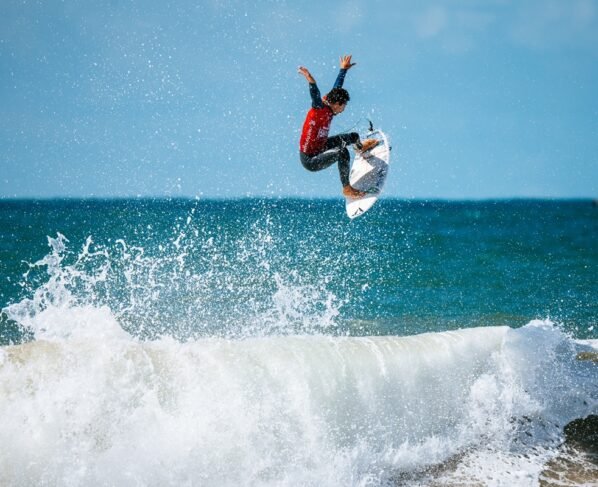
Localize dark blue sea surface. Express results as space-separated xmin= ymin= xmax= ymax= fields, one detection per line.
xmin=1 ymin=198 xmax=595 ymax=343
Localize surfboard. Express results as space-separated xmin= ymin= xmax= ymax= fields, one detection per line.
xmin=345 ymin=129 xmax=391 ymax=219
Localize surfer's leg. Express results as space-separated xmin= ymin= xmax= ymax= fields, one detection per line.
xmin=324 ymin=133 xmax=360 ymax=186
xmin=299 ymin=132 xmax=362 ymax=190
xmin=300 ymin=149 xmax=350 ymax=186
xmin=300 ymin=133 xmax=360 ymax=171
xmin=336 ymin=147 xmax=351 ymax=186
xmin=325 ymin=133 xmax=360 ymax=150
xmin=300 ymin=150 xmax=340 ymax=172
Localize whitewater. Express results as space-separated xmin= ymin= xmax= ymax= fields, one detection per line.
xmin=1 ymin=311 xmax=596 ymax=485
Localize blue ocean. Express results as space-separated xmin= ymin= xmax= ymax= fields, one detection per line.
xmin=0 ymin=198 xmax=596 ymax=486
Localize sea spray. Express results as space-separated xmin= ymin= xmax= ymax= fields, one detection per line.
xmin=4 ymin=216 xmax=344 ymax=342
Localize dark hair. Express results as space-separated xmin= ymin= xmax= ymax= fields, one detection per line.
xmin=326 ymin=87 xmax=350 ymax=105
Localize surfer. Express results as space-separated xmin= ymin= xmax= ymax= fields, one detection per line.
xmin=298 ymin=55 xmax=378 ymax=199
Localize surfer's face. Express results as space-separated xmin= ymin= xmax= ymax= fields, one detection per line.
xmin=329 ymin=102 xmax=346 ymax=115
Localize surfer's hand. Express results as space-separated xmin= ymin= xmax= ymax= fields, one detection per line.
xmin=298 ymin=66 xmax=316 ymax=84
xmin=340 ymin=55 xmax=356 ymax=70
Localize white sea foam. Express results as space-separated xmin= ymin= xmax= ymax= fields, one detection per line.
xmin=0 ymin=312 xmax=596 ymax=486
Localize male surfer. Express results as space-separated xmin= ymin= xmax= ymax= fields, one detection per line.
xmin=298 ymin=54 xmax=378 ymax=199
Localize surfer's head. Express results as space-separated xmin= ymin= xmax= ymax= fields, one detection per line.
xmin=325 ymin=87 xmax=350 ymax=114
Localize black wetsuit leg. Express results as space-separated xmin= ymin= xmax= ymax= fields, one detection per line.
xmin=299 ymin=132 xmax=360 ymax=187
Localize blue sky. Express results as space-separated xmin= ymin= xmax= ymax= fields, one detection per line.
xmin=1 ymin=0 xmax=597 ymax=199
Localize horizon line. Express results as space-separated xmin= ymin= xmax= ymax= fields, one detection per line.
xmin=0 ymin=195 xmax=596 ymax=203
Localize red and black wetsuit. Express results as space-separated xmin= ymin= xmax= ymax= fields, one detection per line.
xmin=299 ymin=69 xmax=359 ymax=187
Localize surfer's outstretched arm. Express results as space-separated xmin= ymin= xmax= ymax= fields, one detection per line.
xmin=333 ymin=54 xmax=356 ymax=89
xmin=298 ymin=66 xmax=324 ymax=109
xmin=298 ymin=66 xmax=315 ymax=84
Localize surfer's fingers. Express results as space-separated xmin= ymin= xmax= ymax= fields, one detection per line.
xmin=297 ymin=66 xmax=310 ymax=77
xmin=339 ymin=55 xmax=356 ymax=69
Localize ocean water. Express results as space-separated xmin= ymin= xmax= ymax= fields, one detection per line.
xmin=0 ymin=198 xmax=596 ymax=486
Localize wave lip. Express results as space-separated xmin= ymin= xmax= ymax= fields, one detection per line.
xmin=1 ymin=321 xmax=596 ymax=486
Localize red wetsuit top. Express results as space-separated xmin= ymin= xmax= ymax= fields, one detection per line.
xmin=300 ymin=106 xmax=334 ymax=155
xmin=299 ymin=68 xmax=347 ymax=156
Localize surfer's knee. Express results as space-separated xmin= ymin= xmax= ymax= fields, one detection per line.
xmin=300 ymin=153 xmax=317 ymax=172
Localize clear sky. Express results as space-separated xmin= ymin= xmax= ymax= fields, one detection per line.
xmin=1 ymin=0 xmax=597 ymax=199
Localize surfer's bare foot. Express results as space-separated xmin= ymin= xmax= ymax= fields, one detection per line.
xmin=343 ymin=185 xmax=365 ymax=199
xmin=357 ymin=138 xmax=379 ymax=153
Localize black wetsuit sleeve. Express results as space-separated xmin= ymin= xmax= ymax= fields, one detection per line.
xmin=333 ymin=68 xmax=348 ymax=89
xmin=309 ymin=82 xmax=324 ymax=108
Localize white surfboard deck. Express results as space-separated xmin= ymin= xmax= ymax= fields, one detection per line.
xmin=345 ymin=129 xmax=391 ymax=219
